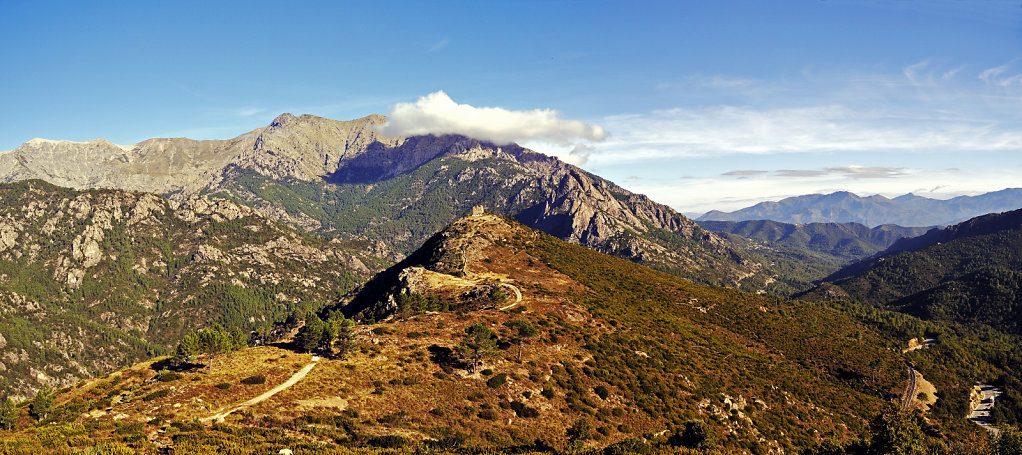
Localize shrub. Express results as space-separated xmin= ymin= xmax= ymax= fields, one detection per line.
xmin=510 ymin=401 xmax=539 ymax=418
xmin=215 ymin=383 xmax=231 ymax=390
xmin=367 ymin=435 xmax=409 ymax=448
xmin=156 ymin=372 xmax=182 ymax=382
xmin=594 ymin=385 xmax=610 ymax=400
xmin=241 ymin=375 xmax=266 ymax=385
xmin=480 ymin=369 xmax=494 ymax=376
xmin=478 ymin=409 xmax=498 ymax=420
xmin=486 ymin=373 xmax=508 ymax=389
xmin=142 ymin=389 xmax=170 ymax=401
xmin=541 ymin=386 xmax=555 ymax=399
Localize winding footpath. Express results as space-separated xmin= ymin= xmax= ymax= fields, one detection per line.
xmin=202 ymin=356 xmax=320 ymax=423
xmin=498 ymin=283 xmax=523 ymax=310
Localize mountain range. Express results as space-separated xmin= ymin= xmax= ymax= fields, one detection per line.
xmin=1 ymin=113 xmax=769 ymax=291
xmin=2 ymin=112 xmax=1022 ymax=452
xmin=698 ymin=189 xmax=1022 ymax=227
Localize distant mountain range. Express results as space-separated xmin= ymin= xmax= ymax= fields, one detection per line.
xmin=697 ymin=219 xmax=930 ymax=261
xmin=0 ymin=113 xmax=771 ymax=290
xmin=698 ymin=189 xmax=1022 ymax=227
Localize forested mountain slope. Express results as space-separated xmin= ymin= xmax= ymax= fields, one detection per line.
xmin=697 ymin=220 xmax=931 ymax=294
xmin=803 ymin=209 xmax=1022 ymax=335
xmin=0 ymin=180 xmax=384 ymax=400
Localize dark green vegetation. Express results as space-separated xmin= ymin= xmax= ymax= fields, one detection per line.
xmin=0 ymin=180 xmax=381 ymax=400
xmin=698 ymin=219 xmax=929 ymax=295
xmin=806 ymin=208 xmax=1022 ymax=335
xmin=802 ymin=208 xmax=1022 ymax=434
xmin=698 ymin=188 xmax=1022 ymax=227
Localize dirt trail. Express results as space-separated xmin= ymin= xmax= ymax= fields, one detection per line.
xmin=498 ymin=283 xmax=523 ymax=310
xmin=202 ymin=356 xmax=320 ymax=423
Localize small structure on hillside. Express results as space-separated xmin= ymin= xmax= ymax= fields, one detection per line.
xmin=471 ymin=205 xmax=485 ymax=217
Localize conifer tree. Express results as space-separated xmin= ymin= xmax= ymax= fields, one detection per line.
xmin=0 ymin=398 xmax=16 ymax=430
xmin=504 ymin=320 xmax=538 ymax=360
xmin=457 ymin=323 xmax=497 ymax=372
xmin=296 ymin=313 xmax=325 ymax=353
xmin=29 ymin=387 xmax=53 ymax=422
xmin=334 ymin=316 xmax=356 ymax=359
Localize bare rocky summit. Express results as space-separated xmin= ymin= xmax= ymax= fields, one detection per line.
xmin=1 ymin=113 xmax=767 ymax=289
xmin=0 ymin=114 xmax=395 ymax=196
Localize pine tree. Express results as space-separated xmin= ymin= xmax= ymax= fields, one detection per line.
xmin=457 ymin=323 xmax=497 ymax=372
xmin=0 ymin=398 xmax=16 ymax=430
xmin=867 ymin=405 xmax=926 ymax=455
xmin=173 ymin=332 xmax=201 ymax=366
xmin=334 ymin=316 xmax=356 ymax=359
xmin=197 ymin=324 xmax=236 ymax=373
xmin=504 ymin=320 xmax=538 ymax=360
xmin=29 ymin=387 xmax=53 ymax=422
xmin=296 ymin=313 xmax=325 ymax=353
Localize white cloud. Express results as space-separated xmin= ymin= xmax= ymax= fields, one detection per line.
xmin=588 ymin=103 xmax=1022 ymax=165
xmin=380 ymin=91 xmax=607 ymax=164
xmin=582 ymin=63 xmax=1022 ymax=214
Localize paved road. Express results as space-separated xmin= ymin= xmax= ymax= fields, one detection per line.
xmin=202 ymin=356 xmax=320 ymax=423
xmin=902 ymin=361 xmax=919 ymax=409
xmin=967 ymin=383 xmax=1004 ymax=436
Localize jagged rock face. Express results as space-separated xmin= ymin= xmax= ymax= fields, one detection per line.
xmin=0 ymin=137 xmax=234 ymax=195
xmin=0 ymin=180 xmax=385 ymax=400
xmin=0 ymin=114 xmax=399 ymax=196
xmin=2 ymin=113 xmax=764 ymax=288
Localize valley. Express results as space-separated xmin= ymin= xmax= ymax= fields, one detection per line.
xmin=0 ymin=115 xmax=1019 ymax=454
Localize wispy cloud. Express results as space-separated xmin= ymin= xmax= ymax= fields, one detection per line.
xmin=427 ymin=38 xmax=449 ymax=52
xmin=583 ymin=62 xmax=1022 ymax=213
xmin=235 ymin=107 xmax=267 ymax=117
xmin=775 ymin=169 xmax=827 ymax=178
xmin=722 ymin=170 xmax=768 ymax=177
xmin=979 ymin=59 xmax=1022 ymax=87
xmin=824 ymin=165 xmax=906 ymax=179
xmin=590 ymin=102 xmax=1022 ymax=165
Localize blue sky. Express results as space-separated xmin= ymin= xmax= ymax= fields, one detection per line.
xmin=1 ymin=1 xmax=1020 ymax=214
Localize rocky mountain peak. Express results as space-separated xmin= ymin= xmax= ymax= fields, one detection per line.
xmin=270 ymin=112 xmax=297 ymax=128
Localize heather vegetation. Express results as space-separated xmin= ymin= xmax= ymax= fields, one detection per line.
xmin=0 ymin=214 xmax=1020 ymax=453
